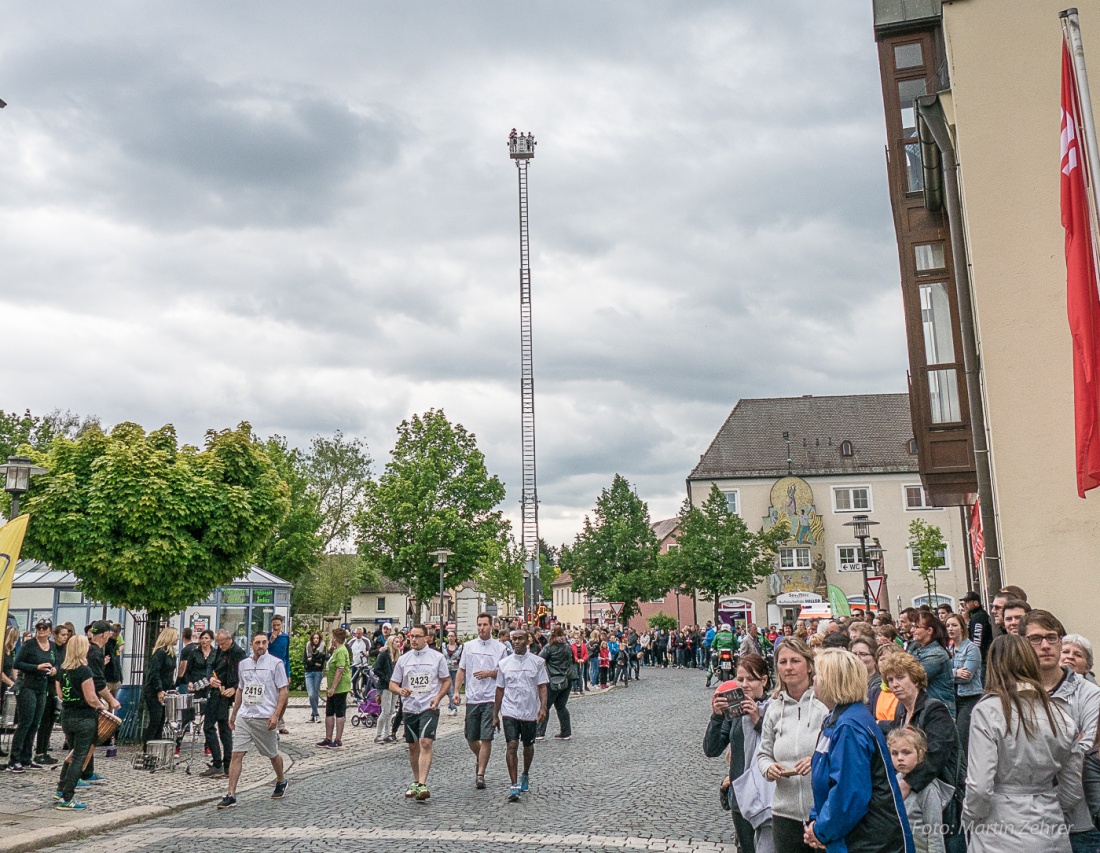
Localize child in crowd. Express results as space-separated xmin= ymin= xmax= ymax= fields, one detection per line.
xmin=887 ymin=726 xmax=953 ymax=853
xmin=598 ymin=641 xmax=611 ymax=688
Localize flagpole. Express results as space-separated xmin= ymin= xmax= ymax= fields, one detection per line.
xmin=1063 ymin=9 xmax=1100 ymax=299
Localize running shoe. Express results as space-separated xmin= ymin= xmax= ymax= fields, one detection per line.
xmin=315 ymin=739 xmax=333 ymax=749
xmin=330 ymin=740 xmax=343 ymax=749
xmin=534 ymin=735 xmax=545 ymax=741
xmin=200 ymin=765 xmax=223 ymax=778
xmin=76 ymin=780 xmax=92 ymax=788
xmin=520 ymin=773 xmax=529 ymax=792
xmin=553 ymin=733 xmax=571 ymax=741
xmin=415 ymin=784 xmax=430 ymax=801
xmin=7 ymin=763 xmax=24 ymax=774
xmin=53 ymin=790 xmax=64 ymax=801
xmin=34 ymin=754 xmax=58 ymax=766
xmin=25 ymin=761 xmax=45 ymax=771
xmin=272 ymin=779 xmax=289 ymax=799
xmin=55 ymin=799 xmax=87 ymax=811
xmin=216 ymin=796 xmax=237 ymax=809
xmin=475 ymin=774 xmax=486 ymax=790
xmin=84 ymin=773 xmax=104 ymax=783
xmin=405 ymin=782 xmax=419 ymax=798
xmin=507 ymin=784 xmax=521 ymax=802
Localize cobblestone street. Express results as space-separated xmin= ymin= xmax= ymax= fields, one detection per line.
xmin=26 ymin=668 xmax=734 ymax=853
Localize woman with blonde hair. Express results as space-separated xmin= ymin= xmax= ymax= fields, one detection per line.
xmin=805 ymin=650 xmax=912 ymax=850
xmin=142 ymin=626 xmax=178 ymax=749
xmin=963 ymin=634 xmax=1079 ymax=852
xmin=1 ymin=626 xmax=17 ymax=723
xmin=756 ymin=637 xmax=827 ymax=853
xmin=56 ymin=635 xmax=101 ymax=810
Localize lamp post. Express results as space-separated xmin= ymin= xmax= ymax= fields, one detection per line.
xmin=429 ymin=549 xmax=454 ymax=632
xmin=0 ymin=456 xmax=49 ymax=520
xmin=866 ymin=543 xmax=886 ymax=613
xmin=343 ymin=578 xmax=351 ymax=629
xmin=843 ymin=514 xmax=879 ymax=615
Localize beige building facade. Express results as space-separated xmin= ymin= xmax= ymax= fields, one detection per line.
xmin=688 ymin=395 xmax=969 ymax=628
xmin=872 ymin=0 xmax=1100 ymax=634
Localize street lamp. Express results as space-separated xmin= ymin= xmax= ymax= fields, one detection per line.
xmin=843 ymin=514 xmax=879 ymax=615
xmin=866 ymin=543 xmax=887 ymax=612
xmin=0 ymin=456 xmax=48 ymax=520
xmin=429 ymin=549 xmax=454 ymax=633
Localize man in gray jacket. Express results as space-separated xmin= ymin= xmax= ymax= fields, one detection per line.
xmin=1024 ymin=610 xmax=1100 ymax=853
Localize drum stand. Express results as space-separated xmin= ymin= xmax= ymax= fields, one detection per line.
xmin=179 ymin=701 xmax=205 ymax=776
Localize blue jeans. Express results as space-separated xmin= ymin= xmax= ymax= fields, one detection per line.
xmin=1071 ymin=829 xmax=1100 ymax=853
xmin=447 ymin=670 xmax=458 ymax=710
xmin=589 ymin=658 xmax=600 ymax=685
xmin=304 ymin=671 xmax=323 ymax=718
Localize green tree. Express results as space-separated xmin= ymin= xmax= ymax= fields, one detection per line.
xmin=356 ymin=409 xmax=510 ymax=608
xmin=0 ymin=409 xmax=100 ymax=516
xmin=22 ymin=422 xmax=290 ymax=657
xmin=256 ymin=436 xmax=324 ymax=585
xmin=538 ymin=537 xmax=561 ymax=586
xmin=569 ymin=474 xmax=664 ymax=620
xmin=908 ymin=518 xmax=947 ymax=601
xmin=647 ymin=613 xmax=679 ymax=633
xmin=307 ymin=431 xmax=372 ymax=552
xmin=663 ymin=484 xmax=787 ymax=623
xmin=474 ymin=536 xmax=526 ymax=613
xmin=291 ymin=552 xmax=374 ymax=617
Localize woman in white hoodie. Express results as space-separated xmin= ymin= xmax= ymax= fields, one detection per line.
xmin=757 ymin=637 xmax=827 ymax=853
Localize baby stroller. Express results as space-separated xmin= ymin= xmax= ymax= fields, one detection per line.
xmin=351 ymin=687 xmax=382 ymax=728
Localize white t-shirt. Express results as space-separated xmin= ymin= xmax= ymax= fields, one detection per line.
xmin=495 ymin=651 xmax=549 ymax=721
xmin=236 ymin=652 xmax=289 ymax=720
xmin=349 ymin=637 xmax=370 ymax=667
xmin=391 ymin=647 xmax=450 ymax=715
xmin=459 ymin=638 xmax=508 ymax=705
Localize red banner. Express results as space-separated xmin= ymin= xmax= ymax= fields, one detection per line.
xmin=1061 ymin=39 xmax=1100 ymax=496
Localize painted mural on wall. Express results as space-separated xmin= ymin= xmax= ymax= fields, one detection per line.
xmin=763 ymin=476 xmax=826 ymax=596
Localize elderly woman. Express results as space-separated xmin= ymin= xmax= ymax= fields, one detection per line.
xmin=804 ymin=649 xmax=913 ymax=851
xmin=879 ymin=651 xmax=959 ymax=844
xmin=963 ymin=634 xmax=1080 ymax=852
xmin=757 ymin=638 xmax=827 ymax=853
xmin=1061 ymin=633 xmax=1096 ymax=683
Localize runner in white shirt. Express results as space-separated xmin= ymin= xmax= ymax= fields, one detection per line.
xmin=348 ymin=628 xmax=370 ymax=698
xmin=494 ymin=630 xmax=548 ymax=802
xmin=453 ymin=613 xmax=508 ymax=789
xmin=218 ymin=633 xmax=289 ymax=809
xmin=389 ymin=625 xmax=451 ymax=801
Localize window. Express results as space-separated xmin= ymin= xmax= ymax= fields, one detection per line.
xmin=908 ymin=438 xmax=918 ymax=455
xmin=908 ymin=543 xmax=950 ymax=571
xmin=721 ymin=489 xmax=739 ymax=515
xmin=927 ymin=368 xmax=962 ymax=424
xmin=836 ymin=545 xmax=862 ymax=572
xmin=376 ymin=597 xmax=386 ymax=612
xmin=903 ymin=484 xmax=942 ymax=510
xmin=914 ymin=243 xmax=945 ymax=272
xmin=894 ymin=43 xmax=923 ymax=70
xmin=913 ymin=595 xmax=954 ymax=609
xmin=839 ymin=440 xmax=854 ymax=457
xmin=898 ymin=78 xmax=927 ymax=138
xmin=779 ymin=547 xmax=812 ymax=569
xmin=832 ymin=486 xmax=871 ymax=512
xmin=919 ymin=283 xmax=955 ymax=365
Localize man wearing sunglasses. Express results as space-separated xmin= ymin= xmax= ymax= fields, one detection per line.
xmin=1024 ymin=610 xmax=1100 ymax=853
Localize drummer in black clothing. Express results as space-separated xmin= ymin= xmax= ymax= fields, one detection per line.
xmin=200 ymin=629 xmax=246 ymax=778
xmin=84 ymin=621 xmax=120 ymax=781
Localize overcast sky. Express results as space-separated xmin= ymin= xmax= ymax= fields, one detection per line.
xmin=0 ymin=2 xmax=905 ymax=549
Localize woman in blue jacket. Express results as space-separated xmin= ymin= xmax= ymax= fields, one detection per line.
xmin=805 ymin=649 xmax=913 ymax=853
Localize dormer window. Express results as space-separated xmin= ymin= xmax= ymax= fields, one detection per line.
xmin=840 ymin=440 xmax=854 ymax=457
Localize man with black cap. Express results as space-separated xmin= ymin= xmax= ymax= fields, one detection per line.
xmin=83 ymin=621 xmax=120 ymax=781
xmin=960 ymin=592 xmax=992 ymax=665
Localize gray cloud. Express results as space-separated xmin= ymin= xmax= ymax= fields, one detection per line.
xmin=0 ymin=1 xmax=907 ymax=548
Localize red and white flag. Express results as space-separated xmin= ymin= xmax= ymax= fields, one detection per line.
xmin=1061 ymin=39 xmax=1100 ymax=496
xmin=969 ymin=498 xmax=984 ymax=570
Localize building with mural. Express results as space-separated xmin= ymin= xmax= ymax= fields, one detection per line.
xmin=687 ymin=394 xmax=970 ymax=627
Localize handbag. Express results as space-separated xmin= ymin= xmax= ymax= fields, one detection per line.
xmin=567 ymin=662 xmax=580 ymax=681
xmin=732 ymin=743 xmax=776 ymax=829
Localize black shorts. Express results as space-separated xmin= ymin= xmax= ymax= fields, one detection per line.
xmin=502 ymin=716 xmax=537 ymax=746
xmin=403 ymin=709 xmax=440 ymax=743
xmin=465 ymin=702 xmax=495 ymax=742
xmin=326 ymin=692 xmax=348 ymax=718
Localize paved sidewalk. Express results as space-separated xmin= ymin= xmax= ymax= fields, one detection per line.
xmin=0 ymin=684 xmax=618 ymax=852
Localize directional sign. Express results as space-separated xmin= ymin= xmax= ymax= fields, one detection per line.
xmin=867 ymin=576 xmax=885 ymax=607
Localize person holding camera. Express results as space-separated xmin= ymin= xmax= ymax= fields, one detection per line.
xmin=704 ymin=653 xmax=773 ymax=853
